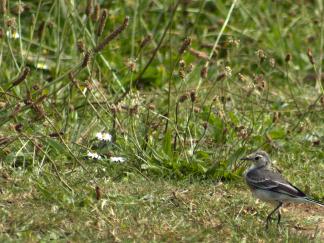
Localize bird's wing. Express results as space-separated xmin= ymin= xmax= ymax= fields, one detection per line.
xmin=246 ymin=169 xmax=306 ymax=198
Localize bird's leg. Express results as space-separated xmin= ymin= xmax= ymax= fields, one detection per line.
xmin=266 ymin=202 xmax=283 ymax=229
xmin=277 ymin=210 xmax=281 ymax=225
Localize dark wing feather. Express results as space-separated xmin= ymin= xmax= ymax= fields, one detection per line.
xmin=246 ymin=168 xmax=306 ymax=198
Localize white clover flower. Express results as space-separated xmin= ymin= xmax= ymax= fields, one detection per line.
xmin=87 ymin=151 xmax=102 ymax=160
xmin=110 ymin=156 xmax=126 ymax=163
xmin=96 ymin=132 xmax=112 ymax=142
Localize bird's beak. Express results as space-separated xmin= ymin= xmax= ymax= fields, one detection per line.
xmin=240 ymin=156 xmax=252 ymax=161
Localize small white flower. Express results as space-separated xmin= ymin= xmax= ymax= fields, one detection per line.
xmin=36 ymin=63 xmax=49 ymax=70
xmin=87 ymin=151 xmax=102 ymax=160
xmin=96 ymin=132 xmax=112 ymax=142
xmin=110 ymin=156 xmax=126 ymax=163
xmin=6 ymin=30 xmax=20 ymax=39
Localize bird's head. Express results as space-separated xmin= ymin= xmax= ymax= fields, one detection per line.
xmin=241 ymin=150 xmax=271 ymax=168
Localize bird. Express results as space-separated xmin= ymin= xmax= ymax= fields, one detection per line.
xmin=241 ymin=150 xmax=324 ymax=229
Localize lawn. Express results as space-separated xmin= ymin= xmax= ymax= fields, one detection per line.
xmin=0 ymin=0 xmax=323 ymax=242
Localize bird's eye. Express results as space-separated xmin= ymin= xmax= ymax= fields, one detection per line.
xmin=255 ymin=156 xmax=260 ymax=160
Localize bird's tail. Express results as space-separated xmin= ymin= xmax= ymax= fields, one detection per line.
xmin=305 ymin=197 xmax=324 ymax=207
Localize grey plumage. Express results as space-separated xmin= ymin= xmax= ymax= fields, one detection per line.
xmin=242 ymin=150 xmax=323 ymax=228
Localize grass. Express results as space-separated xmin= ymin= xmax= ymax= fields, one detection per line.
xmin=1 ymin=170 xmax=323 ymax=242
xmin=0 ymin=0 xmax=324 ymax=241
